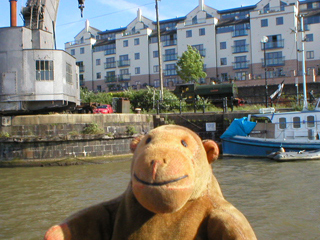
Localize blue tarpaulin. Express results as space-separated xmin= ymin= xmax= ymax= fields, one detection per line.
xmin=220 ymin=117 xmax=257 ymax=139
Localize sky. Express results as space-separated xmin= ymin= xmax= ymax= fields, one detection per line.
xmin=1 ymin=0 xmax=259 ymax=50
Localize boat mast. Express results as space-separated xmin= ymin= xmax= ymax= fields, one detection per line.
xmin=300 ymin=15 xmax=308 ymax=110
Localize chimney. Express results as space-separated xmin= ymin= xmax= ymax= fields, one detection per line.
xmin=137 ymin=8 xmax=142 ymax=22
xmin=9 ymin=0 xmax=18 ymax=27
xmin=199 ymin=0 xmax=204 ymax=11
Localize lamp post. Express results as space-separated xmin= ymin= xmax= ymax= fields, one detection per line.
xmin=155 ymin=0 xmax=164 ymax=101
xmin=261 ymin=36 xmax=269 ymax=107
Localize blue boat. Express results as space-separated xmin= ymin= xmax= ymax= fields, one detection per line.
xmin=221 ymin=100 xmax=320 ymax=158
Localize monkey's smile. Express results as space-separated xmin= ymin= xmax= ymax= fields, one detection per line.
xmin=134 ymin=173 xmax=188 ymax=186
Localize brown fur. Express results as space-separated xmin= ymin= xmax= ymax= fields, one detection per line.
xmin=44 ymin=125 xmax=256 ymax=240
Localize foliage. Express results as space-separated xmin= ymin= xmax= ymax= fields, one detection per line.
xmin=80 ymin=88 xmax=112 ymax=104
xmin=126 ymin=125 xmax=137 ymax=135
xmin=82 ymin=123 xmax=104 ymax=135
xmin=0 ymin=132 xmax=10 ymax=138
xmin=122 ymin=86 xmax=183 ymax=112
xmin=176 ymin=45 xmax=207 ymax=84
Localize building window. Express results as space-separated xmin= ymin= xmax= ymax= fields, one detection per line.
xmin=220 ymin=58 xmax=227 ymax=65
xmin=261 ymin=19 xmax=268 ymax=27
xmin=276 ymin=17 xmax=283 ymax=25
xmin=186 ymin=30 xmax=192 ymax=38
xmin=76 ymin=61 xmax=84 ymax=73
xmin=123 ymin=40 xmax=128 ymax=47
xmin=235 ymin=72 xmax=247 ymax=81
xmin=306 ymin=34 xmax=313 ymax=42
xmin=135 ymin=53 xmax=140 ymax=60
xmin=221 ymin=73 xmax=228 ymax=82
xmin=97 ymin=85 xmax=102 ymax=92
xmin=307 ymin=51 xmax=314 ymax=59
xmin=199 ymin=28 xmax=205 ymax=36
xmin=234 ymin=56 xmax=248 ymax=69
xmin=154 ymin=79 xmax=160 ymax=87
xmin=97 ymin=72 xmax=101 ymax=79
xmin=192 ymin=44 xmax=205 ymax=57
xmin=153 ymin=51 xmax=159 ymax=58
xmin=96 ymin=59 xmax=101 ymax=66
xmin=105 ymin=57 xmax=116 ymax=69
xmin=134 ymin=38 xmax=140 ymax=45
xmin=293 ymin=117 xmax=301 ymax=128
xmin=71 ymin=49 xmax=75 ymax=55
xmin=80 ymin=47 xmax=85 ymax=54
xmin=220 ymin=42 xmax=226 ymax=49
xmin=164 ymin=49 xmax=177 ymax=61
xmin=279 ymin=117 xmax=286 ymax=129
xmin=135 ymin=67 xmax=140 ymax=74
xmin=164 ymin=64 xmax=177 ymax=76
xmin=66 ymin=63 xmax=72 ymax=84
xmin=153 ymin=65 xmax=159 ymax=73
xmin=36 ymin=60 xmax=54 ymax=81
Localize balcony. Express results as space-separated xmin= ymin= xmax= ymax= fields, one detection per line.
xmin=232 ymin=29 xmax=248 ymax=37
xmin=163 ymin=39 xmax=177 ymax=47
xmin=232 ymin=44 xmax=249 ymax=53
xmin=261 ymin=57 xmax=285 ymax=67
xmin=118 ymin=74 xmax=131 ymax=81
xmin=105 ymin=49 xmax=116 ymax=55
xmin=233 ymin=60 xmax=250 ymax=70
xmin=261 ymin=40 xmax=284 ymax=50
xmin=184 ymin=18 xmax=206 ymax=26
xmin=164 ymin=69 xmax=177 ymax=76
xmin=104 ymin=62 xmax=116 ymax=69
xmin=118 ymin=59 xmax=131 ymax=67
xmin=259 ymin=6 xmax=285 ymax=15
xmin=105 ymin=76 xmax=117 ymax=83
xmin=79 ymin=66 xmax=85 ymax=73
xmin=164 ymin=53 xmax=178 ymax=62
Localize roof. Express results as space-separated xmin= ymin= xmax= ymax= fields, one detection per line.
xmin=93 ymin=39 xmax=116 ymax=47
xmin=217 ymin=5 xmax=257 ymax=14
xmin=149 ymin=28 xmax=177 ymax=37
xmin=216 ymin=17 xmax=250 ymax=27
xmin=152 ymin=16 xmax=186 ymax=25
xmin=98 ymin=27 xmax=127 ymax=35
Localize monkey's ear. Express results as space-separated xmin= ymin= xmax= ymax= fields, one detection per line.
xmin=130 ymin=135 xmax=145 ymax=153
xmin=202 ymin=140 xmax=220 ymax=164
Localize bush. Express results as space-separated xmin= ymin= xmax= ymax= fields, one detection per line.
xmin=82 ymin=123 xmax=104 ymax=134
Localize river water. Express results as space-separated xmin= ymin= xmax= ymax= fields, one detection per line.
xmin=0 ymin=157 xmax=319 ymax=240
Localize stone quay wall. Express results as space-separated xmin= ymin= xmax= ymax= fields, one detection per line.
xmin=0 ymin=114 xmax=153 ymax=164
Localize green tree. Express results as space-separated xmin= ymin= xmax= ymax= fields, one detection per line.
xmin=176 ymin=45 xmax=207 ymax=84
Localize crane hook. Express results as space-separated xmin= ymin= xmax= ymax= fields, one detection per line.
xmin=78 ymin=0 xmax=85 ymax=18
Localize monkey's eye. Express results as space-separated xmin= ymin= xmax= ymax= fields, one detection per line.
xmin=146 ymin=137 xmax=152 ymax=144
xmin=181 ymin=140 xmax=187 ymax=147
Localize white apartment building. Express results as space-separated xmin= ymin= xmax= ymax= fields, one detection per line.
xmin=65 ymin=0 xmax=320 ymax=92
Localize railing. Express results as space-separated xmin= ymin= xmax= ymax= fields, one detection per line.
xmin=259 ymin=6 xmax=285 ymax=14
xmin=232 ymin=44 xmax=249 ymax=53
xmin=118 ymin=74 xmax=131 ymax=81
xmin=164 ymin=69 xmax=177 ymax=76
xmin=261 ymin=39 xmax=284 ymax=50
xmin=184 ymin=18 xmax=206 ymax=26
xmin=261 ymin=57 xmax=285 ymax=67
xmin=79 ymin=66 xmax=85 ymax=73
xmin=233 ymin=61 xmax=250 ymax=70
xmin=122 ymin=30 xmax=140 ymax=36
xmin=163 ymin=39 xmax=177 ymax=47
xmin=118 ymin=59 xmax=130 ymax=67
xmin=232 ymin=29 xmax=248 ymax=37
xmin=164 ymin=53 xmax=178 ymax=61
xmin=104 ymin=62 xmax=116 ymax=69
xmin=104 ymin=49 xmax=116 ymax=55
xmin=105 ymin=76 xmax=117 ymax=83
